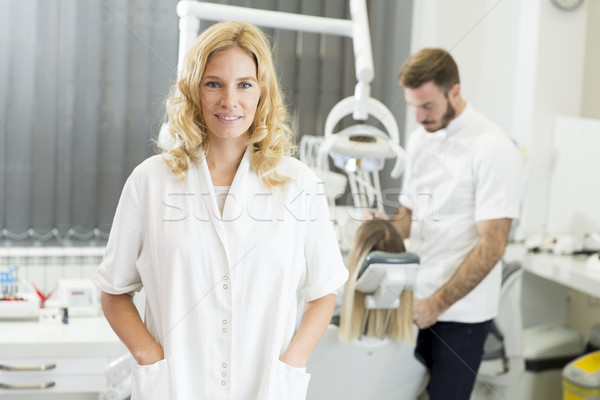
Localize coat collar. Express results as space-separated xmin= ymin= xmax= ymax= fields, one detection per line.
xmin=192 ymin=148 xmax=252 ymax=257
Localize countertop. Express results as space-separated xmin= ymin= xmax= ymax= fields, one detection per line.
xmin=0 ymin=316 xmax=125 ymax=358
xmin=505 ymin=244 xmax=600 ymax=297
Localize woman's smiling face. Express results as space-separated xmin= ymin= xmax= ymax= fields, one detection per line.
xmin=200 ymin=47 xmax=261 ymax=143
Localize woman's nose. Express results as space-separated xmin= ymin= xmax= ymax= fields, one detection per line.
xmin=220 ymin=87 xmax=237 ymax=108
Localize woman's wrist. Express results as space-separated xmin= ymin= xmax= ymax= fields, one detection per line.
xmin=280 ymin=350 xmax=308 ymax=368
xmin=135 ymin=344 xmax=164 ymax=365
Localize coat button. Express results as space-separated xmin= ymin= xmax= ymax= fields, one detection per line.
xmin=222 ymin=363 xmax=227 ymax=368
xmin=223 ymin=284 xmax=228 ymax=289
xmin=221 ymin=380 xmax=226 ymax=385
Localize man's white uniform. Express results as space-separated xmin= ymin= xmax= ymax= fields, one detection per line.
xmin=400 ymin=103 xmax=521 ymax=323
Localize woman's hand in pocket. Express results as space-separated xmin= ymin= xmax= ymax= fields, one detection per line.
xmin=131 ymin=357 xmax=174 ymax=400
xmin=135 ymin=343 xmax=164 ymax=366
xmin=265 ymin=359 xmax=311 ymax=400
xmin=279 ymin=350 xmax=307 ymax=369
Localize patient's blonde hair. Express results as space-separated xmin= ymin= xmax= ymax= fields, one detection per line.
xmin=162 ymin=21 xmax=294 ymax=188
xmin=339 ymin=219 xmax=414 ymax=343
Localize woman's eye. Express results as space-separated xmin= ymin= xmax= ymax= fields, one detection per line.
xmin=240 ymin=82 xmax=252 ymax=89
xmin=206 ymin=81 xmax=220 ymax=88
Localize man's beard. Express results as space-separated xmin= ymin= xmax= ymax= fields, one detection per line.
xmin=423 ymin=100 xmax=456 ymax=133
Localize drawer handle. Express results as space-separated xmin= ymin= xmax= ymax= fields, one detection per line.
xmin=0 ymin=363 xmax=57 ymax=371
xmin=0 ymin=381 xmax=56 ymax=390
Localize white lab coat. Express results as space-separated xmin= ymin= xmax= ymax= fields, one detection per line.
xmin=96 ymin=149 xmax=348 ymax=400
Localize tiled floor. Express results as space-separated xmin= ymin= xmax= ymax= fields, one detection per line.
xmin=416 ymin=381 xmax=513 ymax=400
xmin=471 ymin=381 xmax=508 ymax=400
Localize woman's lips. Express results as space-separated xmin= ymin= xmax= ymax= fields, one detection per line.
xmin=215 ymin=113 xmax=242 ymax=123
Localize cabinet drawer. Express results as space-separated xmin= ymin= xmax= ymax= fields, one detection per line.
xmin=0 ymin=356 xmax=115 ymax=394
xmin=0 ymin=374 xmax=107 ymax=393
xmin=0 ymin=357 xmax=110 ymax=374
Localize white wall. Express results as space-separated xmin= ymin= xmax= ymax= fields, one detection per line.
xmin=546 ymin=117 xmax=600 ymax=236
xmin=582 ymin=0 xmax=600 ymax=119
xmin=524 ymin=1 xmax=588 ymax=236
xmin=407 ymin=0 xmax=523 ymax=141
xmin=406 ymin=0 xmax=590 ymax=237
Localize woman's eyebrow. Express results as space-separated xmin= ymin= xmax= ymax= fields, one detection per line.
xmin=201 ymin=75 xmax=257 ymax=82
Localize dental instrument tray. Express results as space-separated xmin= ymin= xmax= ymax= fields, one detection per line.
xmin=0 ymin=293 xmax=41 ymax=320
xmin=0 ymin=267 xmax=40 ymax=320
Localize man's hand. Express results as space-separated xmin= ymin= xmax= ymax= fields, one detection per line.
xmin=362 ymin=209 xmax=389 ymax=221
xmin=413 ymin=218 xmax=513 ymax=330
xmin=413 ymin=297 xmax=445 ymax=329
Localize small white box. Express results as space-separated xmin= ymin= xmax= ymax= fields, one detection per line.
xmin=39 ymin=307 xmax=63 ymax=324
xmin=55 ymin=279 xmax=99 ymax=317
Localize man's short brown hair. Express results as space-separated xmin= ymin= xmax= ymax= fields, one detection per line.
xmin=398 ymin=48 xmax=460 ymax=94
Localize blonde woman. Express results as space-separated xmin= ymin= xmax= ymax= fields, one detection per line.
xmin=96 ymin=21 xmax=348 ymax=400
xmin=339 ymin=219 xmax=414 ymax=343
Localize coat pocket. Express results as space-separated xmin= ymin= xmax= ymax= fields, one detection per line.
xmin=131 ymin=358 xmax=174 ymax=400
xmin=266 ymin=359 xmax=311 ymax=400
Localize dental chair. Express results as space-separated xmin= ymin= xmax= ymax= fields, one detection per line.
xmin=477 ymin=260 xmax=525 ymax=386
xmin=306 ymin=251 xmax=428 ymax=400
xmin=103 ymin=352 xmax=135 ymax=400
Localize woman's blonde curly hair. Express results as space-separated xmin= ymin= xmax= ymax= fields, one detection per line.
xmin=161 ymin=21 xmax=295 ymax=187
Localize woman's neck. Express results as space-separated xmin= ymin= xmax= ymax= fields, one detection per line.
xmin=205 ymin=138 xmax=247 ymax=186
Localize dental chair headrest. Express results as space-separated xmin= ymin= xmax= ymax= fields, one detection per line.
xmin=358 ymin=251 xmax=419 ymax=279
xmin=355 ymin=251 xmax=420 ymax=299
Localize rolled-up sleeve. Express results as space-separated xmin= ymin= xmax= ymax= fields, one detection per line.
xmin=96 ymin=173 xmax=144 ymax=295
xmin=473 ymin=135 xmax=522 ymax=222
xmin=300 ymin=174 xmax=348 ymax=302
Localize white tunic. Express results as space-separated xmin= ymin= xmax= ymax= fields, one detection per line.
xmin=400 ymin=104 xmax=521 ymax=323
xmin=96 ymin=149 xmax=348 ymax=399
